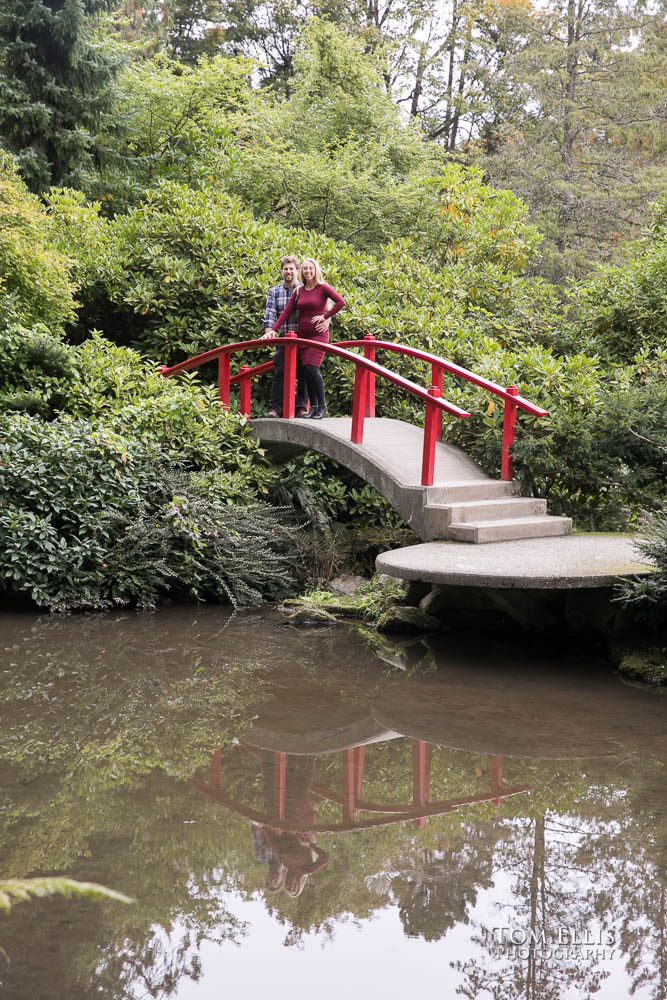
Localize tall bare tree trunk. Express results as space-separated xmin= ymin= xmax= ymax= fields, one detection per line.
xmin=562 ymin=0 xmax=582 ymax=166
xmin=449 ymin=24 xmax=472 ymax=149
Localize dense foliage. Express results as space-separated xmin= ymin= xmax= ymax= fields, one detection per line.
xmin=45 ymin=170 xmax=667 ymax=531
xmin=0 ymin=156 xmax=301 ymax=610
xmin=0 ymin=412 xmax=299 ymax=610
xmin=620 ymin=511 xmax=667 ymax=621
xmin=0 ymin=151 xmax=75 ymax=327
xmin=103 ymin=0 xmax=666 ymax=278
xmin=0 ymin=7 xmax=664 ymax=613
xmin=0 ymin=0 xmax=119 ymax=192
xmin=47 ymin=177 xmax=551 ymax=361
xmin=569 ymin=203 xmax=667 ymax=364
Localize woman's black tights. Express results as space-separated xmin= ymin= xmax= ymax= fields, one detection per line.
xmin=303 ymin=365 xmax=326 ymax=411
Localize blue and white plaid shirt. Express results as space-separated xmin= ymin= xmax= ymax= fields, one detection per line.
xmin=263 ymin=281 xmax=301 ymax=334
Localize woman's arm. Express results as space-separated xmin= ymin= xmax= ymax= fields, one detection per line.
xmin=272 ymin=291 xmax=298 ymax=332
xmin=321 ymin=284 xmax=346 ymax=320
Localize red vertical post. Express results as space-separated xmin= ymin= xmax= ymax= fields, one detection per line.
xmin=210 ymin=748 xmax=222 ymax=788
xmin=351 ymin=364 xmax=368 ymax=444
xmin=421 ymin=386 xmax=441 ymax=487
xmin=431 ymin=364 xmax=444 ymax=442
xmin=342 ymin=748 xmax=357 ymax=822
xmin=273 ymin=751 xmax=287 ymax=823
xmin=412 ymin=739 xmax=432 ymax=829
xmin=239 ymin=365 xmax=252 ymax=417
xmin=501 ymin=386 xmax=519 ymax=481
xmin=355 ymin=746 xmax=365 ymax=802
xmin=218 ymin=353 xmax=230 ymax=409
xmin=490 ymin=754 xmax=504 ymax=806
xmin=363 ymin=334 xmax=376 ymax=417
xmin=282 ymin=332 xmax=297 ymax=419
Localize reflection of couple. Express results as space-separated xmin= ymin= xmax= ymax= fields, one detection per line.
xmin=261 ymin=255 xmax=346 ymax=420
xmin=251 ymin=753 xmax=329 ymax=898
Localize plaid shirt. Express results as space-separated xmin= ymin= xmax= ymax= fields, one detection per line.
xmin=263 ymin=281 xmax=301 ymax=334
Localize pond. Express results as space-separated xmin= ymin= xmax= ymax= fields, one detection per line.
xmin=0 ymin=607 xmax=665 ymax=999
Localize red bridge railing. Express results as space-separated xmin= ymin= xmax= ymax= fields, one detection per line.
xmin=159 ymin=333 xmax=548 ymax=486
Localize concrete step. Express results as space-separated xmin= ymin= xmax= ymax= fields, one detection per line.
xmin=448 ymin=515 xmax=573 ymax=544
xmin=429 ymin=480 xmax=522 ymax=502
xmin=440 ymin=497 xmax=547 ymax=523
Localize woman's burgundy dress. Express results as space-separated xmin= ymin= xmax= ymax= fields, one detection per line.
xmin=272 ymin=282 xmax=346 ymax=366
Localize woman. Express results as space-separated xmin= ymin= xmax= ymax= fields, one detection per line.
xmin=271 ymin=258 xmax=346 ymax=419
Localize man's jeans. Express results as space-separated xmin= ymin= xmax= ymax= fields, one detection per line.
xmin=269 ymin=345 xmax=308 ymax=415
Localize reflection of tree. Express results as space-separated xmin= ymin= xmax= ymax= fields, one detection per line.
xmin=388 ymin=827 xmax=495 ymax=941
xmin=0 ymin=774 xmax=249 ymax=999
xmin=583 ymin=769 xmax=667 ymax=1000
xmin=470 ymin=813 xmax=613 ymax=998
xmin=619 ymin=874 xmax=666 ymax=1000
xmin=453 ymin=800 xmax=667 ymax=1000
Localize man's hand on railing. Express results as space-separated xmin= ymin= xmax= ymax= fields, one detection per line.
xmin=260 ymin=330 xmax=277 ymax=340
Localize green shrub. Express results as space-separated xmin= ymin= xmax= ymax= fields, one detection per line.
xmin=66 ymin=335 xmax=277 ymax=490
xmin=570 ymin=201 xmax=667 ymax=363
xmin=0 ymin=308 xmax=74 ymax=416
xmin=619 ymin=510 xmax=667 ymax=619
xmin=512 ymin=371 xmax=667 ymax=529
xmin=276 ymin=451 xmax=404 ymax=529
xmin=47 ymin=181 xmax=666 ymax=529
xmin=49 ymin=180 xmax=558 ymax=367
xmin=0 ymin=413 xmax=299 ymax=610
xmin=0 ymin=152 xmax=76 ymax=328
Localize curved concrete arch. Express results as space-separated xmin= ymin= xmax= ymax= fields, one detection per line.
xmin=251 ymin=416 xmax=519 ymax=541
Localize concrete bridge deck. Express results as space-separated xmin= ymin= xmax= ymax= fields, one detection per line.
xmin=252 ymin=416 xmax=571 ymax=543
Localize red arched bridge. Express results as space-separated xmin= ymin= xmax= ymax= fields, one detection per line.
xmin=160 ymin=334 xmax=571 ymax=544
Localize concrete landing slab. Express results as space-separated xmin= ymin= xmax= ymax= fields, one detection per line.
xmin=376 ymin=533 xmax=654 ymax=589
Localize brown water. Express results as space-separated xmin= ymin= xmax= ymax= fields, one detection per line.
xmin=0 ymin=607 xmax=665 ymax=1000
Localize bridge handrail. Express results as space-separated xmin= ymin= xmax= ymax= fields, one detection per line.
xmin=159 ymin=332 xmax=542 ymax=484
xmin=335 ymin=338 xmax=548 ymax=418
xmin=159 ymin=336 xmax=470 ymax=418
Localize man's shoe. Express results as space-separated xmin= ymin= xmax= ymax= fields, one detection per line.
xmin=310 ymin=406 xmax=328 ymax=420
xmin=267 ymin=409 xmax=280 ymax=418
xmin=295 ymin=408 xmax=308 ymax=418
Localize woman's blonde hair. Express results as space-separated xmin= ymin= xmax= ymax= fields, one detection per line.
xmin=299 ymin=258 xmax=324 ymax=285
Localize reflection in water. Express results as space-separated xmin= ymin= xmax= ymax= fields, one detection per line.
xmin=0 ymin=607 xmax=665 ymax=999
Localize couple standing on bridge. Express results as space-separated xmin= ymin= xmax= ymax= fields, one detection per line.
xmin=260 ymin=255 xmax=346 ymax=420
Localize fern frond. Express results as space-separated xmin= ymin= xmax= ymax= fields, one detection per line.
xmin=0 ymin=878 xmax=134 ymax=913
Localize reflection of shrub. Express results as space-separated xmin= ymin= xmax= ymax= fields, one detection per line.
xmin=0 ymin=414 xmax=299 ymax=610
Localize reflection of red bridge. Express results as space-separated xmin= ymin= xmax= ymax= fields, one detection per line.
xmin=190 ymin=740 xmax=532 ymax=834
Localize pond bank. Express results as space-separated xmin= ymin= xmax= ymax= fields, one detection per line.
xmin=283 ymin=574 xmax=667 ymax=687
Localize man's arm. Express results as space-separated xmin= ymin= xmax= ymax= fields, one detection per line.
xmin=261 ymin=287 xmax=277 ymax=338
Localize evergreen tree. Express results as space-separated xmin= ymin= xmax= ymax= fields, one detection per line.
xmin=0 ymin=0 xmax=118 ymax=192
xmin=472 ymin=0 xmax=667 ymax=280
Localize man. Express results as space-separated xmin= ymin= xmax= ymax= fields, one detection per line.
xmin=260 ymin=255 xmax=308 ymax=417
